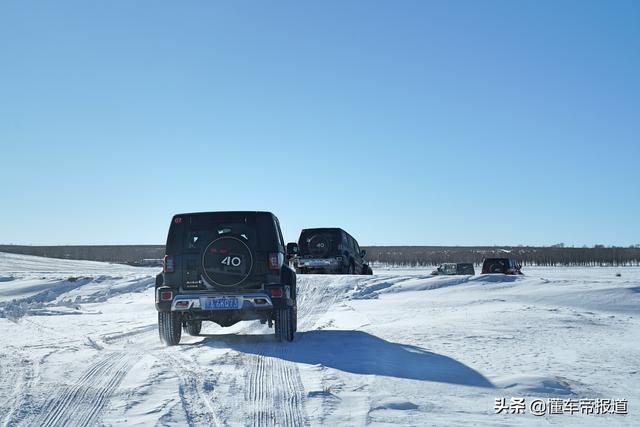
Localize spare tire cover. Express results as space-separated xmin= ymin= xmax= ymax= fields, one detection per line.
xmin=202 ymin=236 xmax=253 ymax=287
xmin=308 ymin=234 xmax=332 ymax=257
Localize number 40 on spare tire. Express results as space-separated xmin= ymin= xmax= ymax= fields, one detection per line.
xmin=221 ymin=256 xmax=242 ymax=267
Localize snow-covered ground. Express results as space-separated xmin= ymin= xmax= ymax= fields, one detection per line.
xmin=0 ymin=252 xmax=638 ymax=426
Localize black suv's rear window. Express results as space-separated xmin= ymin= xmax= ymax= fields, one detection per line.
xmin=298 ymin=229 xmax=343 ymax=257
xmin=166 ymin=212 xmax=279 ymax=254
xmin=482 ymin=258 xmax=509 ymax=273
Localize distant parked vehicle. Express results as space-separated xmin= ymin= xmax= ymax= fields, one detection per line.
xmin=431 ymin=263 xmax=475 ymax=276
xmin=481 ymin=258 xmax=522 ymax=275
xmin=290 ymin=228 xmax=373 ymax=275
xmin=456 ymin=263 xmax=475 ymax=275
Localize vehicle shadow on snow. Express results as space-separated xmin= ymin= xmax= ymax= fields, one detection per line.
xmin=469 ymin=274 xmax=519 ymax=284
xmin=200 ymin=330 xmax=494 ymax=388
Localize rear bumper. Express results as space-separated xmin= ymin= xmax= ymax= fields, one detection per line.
xmin=155 ymin=287 xmax=294 ymax=312
xmin=170 ymin=293 xmax=274 ymax=311
xmin=296 ymin=257 xmax=342 ymax=267
xmin=297 ymin=267 xmax=344 ymax=274
xmin=295 ymin=257 xmax=345 ymax=273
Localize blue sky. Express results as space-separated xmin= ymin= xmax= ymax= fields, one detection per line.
xmin=1 ymin=1 xmax=638 ymax=246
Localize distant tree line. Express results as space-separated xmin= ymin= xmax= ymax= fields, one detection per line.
xmin=363 ymin=246 xmax=640 ymax=267
xmin=1 ymin=244 xmax=639 ymax=267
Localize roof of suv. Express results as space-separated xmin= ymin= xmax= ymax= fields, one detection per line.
xmin=300 ymin=227 xmax=346 ymax=232
xmin=165 ymin=211 xmax=281 ymax=254
xmin=299 ymin=228 xmax=359 ymax=243
xmin=173 ymin=211 xmax=274 ymax=218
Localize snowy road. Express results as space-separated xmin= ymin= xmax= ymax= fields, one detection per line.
xmin=0 ymin=252 xmax=638 ymax=426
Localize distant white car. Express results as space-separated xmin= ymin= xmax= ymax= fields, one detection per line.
xmin=431 ymin=263 xmax=475 ymax=275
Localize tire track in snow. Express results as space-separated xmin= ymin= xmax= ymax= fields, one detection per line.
xmin=34 ymin=351 xmax=137 ymax=427
xmin=1 ymin=346 xmax=91 ymax=427
xmin=162 ymin=351 xmax=223 ymax=427
xmin=0 ymin=352 xmax=18 ymax=424
xmin=244 ymin=351 xmax=306 ymax=427
xmin=240 ymin=275 xmax=361 ymax=427
xmin=0 ymin=352 xmax=35 ymax=427
xmin=295 ymin=276 xmax=346 ymax=331
xmin=100 ymin=323 xmax=157 ymax=344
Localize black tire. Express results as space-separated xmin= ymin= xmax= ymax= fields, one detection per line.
xmin=158 ymin=311 xmax=181 ymax=345
xmin=343 ymin=263 xmax=354 ymax=275
xmin=292 ymin=305 xmax=298 ymax=334
xmin=183 ymin=320 xmax=202 ymax=336
xmin=365 ymin=265 xmax=373 ymax=275
xmin=275 ymin=308 xmax=295 ymax=342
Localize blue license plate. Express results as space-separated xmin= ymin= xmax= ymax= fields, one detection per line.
xmin=202 ymin=297 xmax=241 ymax=310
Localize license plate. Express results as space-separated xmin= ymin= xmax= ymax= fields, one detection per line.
xmin=201 ymin=297 xmax=241 ymax=310
xmin=302 ymin=259 xmax=331 ymax=267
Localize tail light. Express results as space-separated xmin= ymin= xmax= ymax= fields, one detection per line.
xmin=269 ymin=287 xmax=283 ymax=298
xmin=163 ymin=255 xmax=174 ymax=273
xmin=160 ymin=290 xmax=173 ymax=301
xmin=268 ymin=252 xmax=284 ymax=270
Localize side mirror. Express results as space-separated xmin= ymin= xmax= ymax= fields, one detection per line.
xmin=360 ymin=249 xmax=367 ymax=258
xmin=286 ymin=242 xmax=299 ymax=257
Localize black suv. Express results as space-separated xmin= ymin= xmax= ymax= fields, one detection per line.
xmin=481 ymin=258 xmax=523 ymax=275
xmin=290 ymin=228 xmax=372 ymax=275
xmin=155 ymin=211 xmax=297 ymax=345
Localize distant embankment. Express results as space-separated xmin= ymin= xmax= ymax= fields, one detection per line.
xmin=0 ymin=245 xmax=165 ymax=266
xmin=1 ymin=245 xmax=639 ymax=267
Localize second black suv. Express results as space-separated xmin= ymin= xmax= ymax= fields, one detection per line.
xmin=481 ymin=258 xmax=523 ymax=275
xmin=155 ymin=211 xmax=297 ymax=345
xmin=290 ymin=228 xmax=372 ymax=275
